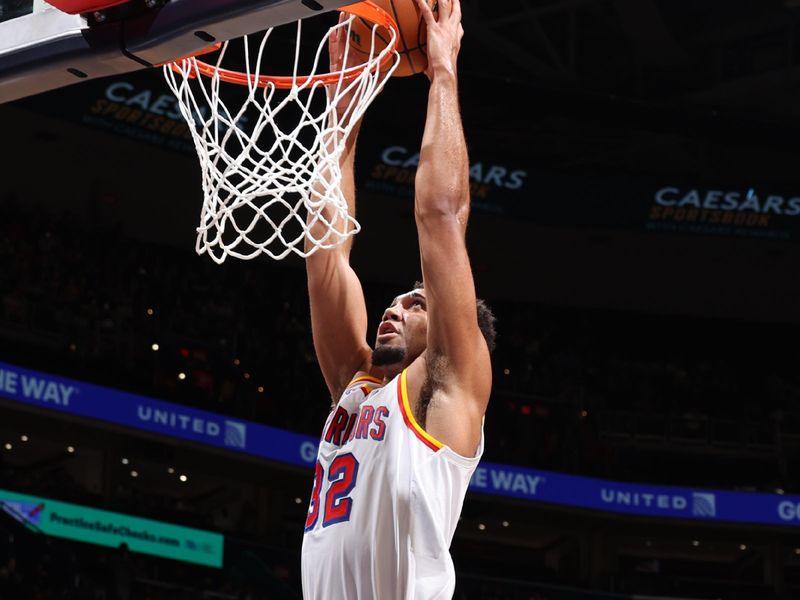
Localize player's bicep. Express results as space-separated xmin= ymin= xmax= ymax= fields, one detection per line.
xmin=416 ymin=214 xmax=487 ymax=383
xmin=307 ymin=251 xmax=372 ymax=399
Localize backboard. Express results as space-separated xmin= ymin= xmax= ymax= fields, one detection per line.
xmin=0 ymin=0 xmax=354 ymax=103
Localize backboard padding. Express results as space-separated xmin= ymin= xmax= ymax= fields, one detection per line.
xmin=0 ymin=0 xmax=354 ymax=103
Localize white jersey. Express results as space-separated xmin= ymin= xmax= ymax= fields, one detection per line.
xmin=301 ymin=369 xmax=483 ymax=600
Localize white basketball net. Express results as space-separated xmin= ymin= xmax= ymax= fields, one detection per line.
xmin=163 ymin=13 xmax=398 ymax=263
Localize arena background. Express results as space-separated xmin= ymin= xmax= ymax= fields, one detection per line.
xmin=1 ymin=0 xmax=800 ymax=598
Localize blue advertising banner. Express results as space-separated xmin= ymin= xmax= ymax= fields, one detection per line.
xmin=0 ymin=360 xmax=317 ymax=468
xmin=1 ymin=360 xmax=798 ymax=528
xmin=468 ymin=462 xmax=800 ymax=528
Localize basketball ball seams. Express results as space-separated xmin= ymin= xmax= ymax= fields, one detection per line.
xmin=390 ymin=0 xmax=419 ymax=73
xmin=347 ymin=46 xmax=372 ymax=59
xmin=388 ymin=0 xmax=412 ymax=59
xmin=348 ymin=46 xmax=423 ymax=64
xmin=346 ymin=45 xmax=422 ymax=62
xmin=347 ymin=0 xmax=434 ymax=76
xmin=416 ymin=20 xmax=430 ymax=56
xmin=356 ymin=16 xmax=391 ymax=48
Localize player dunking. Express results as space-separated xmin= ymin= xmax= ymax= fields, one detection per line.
xmin=301 ymin=0 xmax=495 ymax=598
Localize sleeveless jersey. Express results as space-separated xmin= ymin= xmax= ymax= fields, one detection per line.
xmin=301 ymin=369 xmax=483 ymax=600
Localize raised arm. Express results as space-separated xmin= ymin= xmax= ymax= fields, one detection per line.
xmin=409 ymin=0 xmax=491 ymax=455
xmin=306 ymin=18 xmax=373 ymax=401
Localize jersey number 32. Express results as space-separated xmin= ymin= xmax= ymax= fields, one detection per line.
xmin=304 ymin=453 xmax=360 ymax=530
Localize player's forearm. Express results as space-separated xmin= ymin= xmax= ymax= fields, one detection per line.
xmin=414 ymin=71 xmax=470 ymax=222
xmin=339 ymin=119 xmax=362 ymax=220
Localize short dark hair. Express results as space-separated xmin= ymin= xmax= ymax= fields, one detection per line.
xmin=412 ymin=281 xmax=497 ymax=353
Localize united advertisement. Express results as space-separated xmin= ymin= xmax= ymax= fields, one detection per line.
xmin=2 ymin=360 xmax=799 ymax=529
xmin=0 ymin=360 xmax=314 ymax=468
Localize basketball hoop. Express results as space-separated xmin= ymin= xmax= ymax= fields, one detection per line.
xmin=163 ymin=2 xmax=400 ymax=263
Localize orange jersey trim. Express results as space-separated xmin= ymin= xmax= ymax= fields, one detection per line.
xmin=347 ymin=374 xmax=383 ymax=387
xmin=397 ymin=369 xmax=444 ymax=452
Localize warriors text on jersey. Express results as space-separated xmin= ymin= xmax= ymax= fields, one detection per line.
xmin=301 ymin=369 xmax=483 ymax=600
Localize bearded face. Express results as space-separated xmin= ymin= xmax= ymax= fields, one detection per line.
xmin=372 ymin=345 xmax=407 ymax=367
xmin=372 ymin=289 xmax=428 ymax=370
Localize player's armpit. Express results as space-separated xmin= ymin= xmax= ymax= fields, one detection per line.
xmin=405 ymin=356 xmax=488 ymax=458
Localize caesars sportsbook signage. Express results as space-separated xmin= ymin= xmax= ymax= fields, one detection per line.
xmin=362 ymin=144 xmax=529 ymax=213
xmin=645 ymin=185 xmax=800 ymax=241
xmin=0 ymin=488 xmax=223 ymax=568
xmin=17 ymin=73 xmax=197 ymax=154
xmin=359 ymin=141 xmax=800 ymax=240
xmin=1 ymin=360 xmax=799 ymax=529
xmin=15 ymin=70 xmax=800 ymax=240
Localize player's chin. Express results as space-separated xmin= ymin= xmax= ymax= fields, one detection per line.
xmin=372 ymin=344 xmax=407 ymax=367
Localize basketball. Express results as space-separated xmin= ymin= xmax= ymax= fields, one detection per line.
xmin=347 ymin=0 xmax=438 ymax=77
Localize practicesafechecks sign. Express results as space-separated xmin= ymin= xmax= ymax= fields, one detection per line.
xmin=0 ymin=489 xmax=223 ymax=567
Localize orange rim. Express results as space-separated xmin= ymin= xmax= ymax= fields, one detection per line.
xmin=167 ymin=1 xmax=399 ymax=89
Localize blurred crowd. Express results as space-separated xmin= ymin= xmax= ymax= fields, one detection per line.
xmin=1 ymin=195 xmax=799 ymax=493
xmin=0 ymin=524 xmax=781 ymax=600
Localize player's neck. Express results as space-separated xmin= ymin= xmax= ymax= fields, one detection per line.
xmin=374 ymin=364 xmax=403 ymax=383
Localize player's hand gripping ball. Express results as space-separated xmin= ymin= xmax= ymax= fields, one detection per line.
xmin=347 ymin=0 xmax=439 ymax=77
